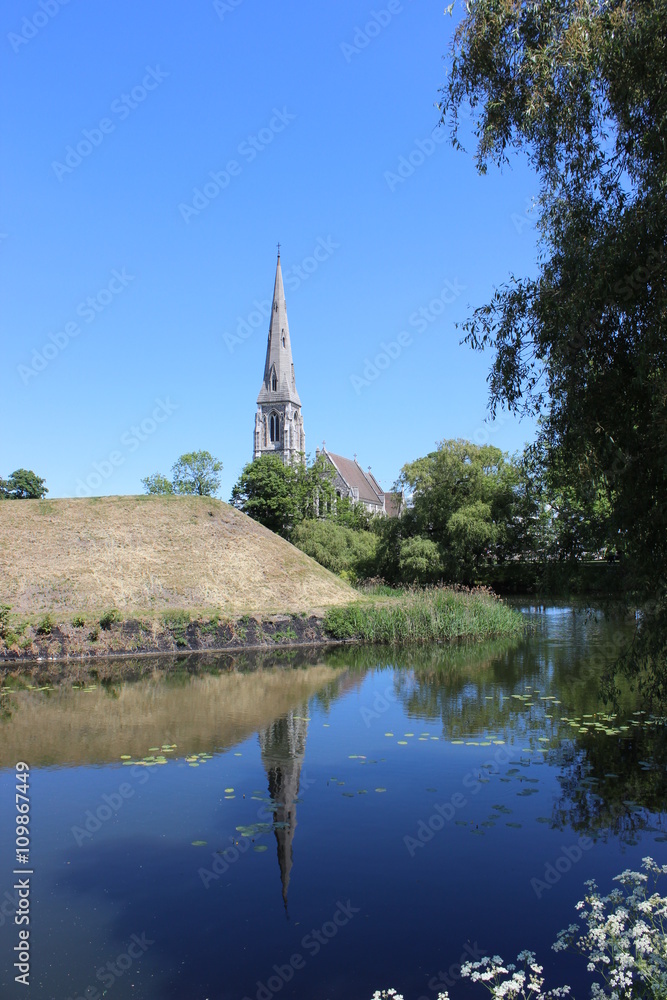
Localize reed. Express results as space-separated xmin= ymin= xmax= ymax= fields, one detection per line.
xmin=323 ymin=586 xmax=523 ymax=644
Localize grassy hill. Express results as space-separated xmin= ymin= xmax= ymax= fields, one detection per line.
xmin=0 ymin=495 xmax=356 ymax=618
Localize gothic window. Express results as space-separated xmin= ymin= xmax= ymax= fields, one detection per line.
xmin=282 ymin=335 xmax=286 ymax=347
xmin=270 ymin=413 xmax=281 ymax=443
xmin=271 ymin=371 xmax=277 ymax=391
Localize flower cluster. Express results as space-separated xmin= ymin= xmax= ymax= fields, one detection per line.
xmin=553 ymin=857 xmax=667 ymax=1000
xmin=371 ymin=859 xmax=667 ymax=1000
xmin=459 ymin=951 xmax=571 ymax=1000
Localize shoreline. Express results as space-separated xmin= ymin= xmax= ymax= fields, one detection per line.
xmin=0 ymin=588 xmax=527 ymax=668
xmin=0 ymin=612 xmax=339 ymax=666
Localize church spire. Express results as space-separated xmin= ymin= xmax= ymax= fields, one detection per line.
xmin=258 ymin=709 xmax=309 ymax=914
xmin=253 ymin=249 xmax=306 ymax=464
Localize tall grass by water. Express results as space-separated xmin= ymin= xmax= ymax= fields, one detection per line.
xmin=323 ymin=586 xmax=524 ymax=644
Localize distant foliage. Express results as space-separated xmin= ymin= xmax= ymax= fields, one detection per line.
xmin=398 ymin=536 xmax=443 ymax=585
xmin=141 ymin=473 xmax=174 ymax=495
xmin=141 ymin=451 xmax=222 ymax=498
xmin=292 ymin=520 xmax=377 ymax=579
xmin=230 ymin=454 xmax=336 ymax=539
xmin=0 ymin=469 xmax=48 ymax=500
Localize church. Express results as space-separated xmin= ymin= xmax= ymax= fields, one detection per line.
xmin=253 ymin=250 xmax=402 ymax=517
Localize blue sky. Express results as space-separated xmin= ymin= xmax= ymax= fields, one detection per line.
xmin=2 ymin=0 xmax=539 ymax=500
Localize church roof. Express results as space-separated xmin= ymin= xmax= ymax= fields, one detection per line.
xmin=257 ymin=253 xmax=302 ymax=407
xmin=384 ymin=491 xmax=403 ymax=518
xmin=324 ymin=450 xmax=384 ymax=506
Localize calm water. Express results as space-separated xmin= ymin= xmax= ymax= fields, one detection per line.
xmin=0 ymin=606 xmax=665 ymax=1000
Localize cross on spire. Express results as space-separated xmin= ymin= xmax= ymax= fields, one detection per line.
xmin=277 ymin=241 xmax=281 ymax=258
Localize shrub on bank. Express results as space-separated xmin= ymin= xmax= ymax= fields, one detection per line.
xmin=324 ymin=587 xmax=523 ymax=643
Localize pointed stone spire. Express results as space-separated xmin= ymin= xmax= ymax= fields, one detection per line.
xmin=253 ymin=249 xmax=306 ymax=464
xmin=257 ymin=253 xmax=301 ymax=408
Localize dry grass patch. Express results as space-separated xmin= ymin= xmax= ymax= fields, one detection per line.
xmin=0 ymin=496 xmax=357 ymax=618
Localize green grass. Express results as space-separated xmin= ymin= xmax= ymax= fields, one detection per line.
xmin=323 ymin=586 xmax=524 ymax=644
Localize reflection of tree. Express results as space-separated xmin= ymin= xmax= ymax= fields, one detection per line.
xmin=258 ymin=709 xmax=309 ymax=912
xmin=549 ymin=725 xmax=667 ymax=845
xmin=347 ymin=607 xmax=667 ymax=843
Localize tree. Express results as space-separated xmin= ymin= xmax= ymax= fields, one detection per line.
xmin=140 ymin=473 xmax=174 ymax=495
xmin=231 ymin=455 xmax=300 ymax=536
xmin=230 ymin=454 xmax=336 ymax=539
xmin=141 ymin=451 xmax=222 ymax=498
xmin=398 ymin=536 xmax=443 ymax=584
xmin=0 ymin=469 xmax=48 ymax=499
xmin=172 ymin=451 xmax=223 ymax=496
xmin=398 ymin=439 xmax=528 ymax=583
xmin=441 ymin=0 xmax=667 ymax=683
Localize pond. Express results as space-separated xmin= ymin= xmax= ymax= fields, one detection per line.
xmin=0 ymin=605 xmax=665 ymax=1000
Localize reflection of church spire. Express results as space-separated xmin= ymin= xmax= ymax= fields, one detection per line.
xmin=258 ymin=708 xmax=308 ymax=913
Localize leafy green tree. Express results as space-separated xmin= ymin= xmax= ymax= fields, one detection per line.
xmin=398 ymin=536 xmax=443 ymax=584
xmin=0 ymin=469 xmax=48 ymax=499
xmin=141 ymin=452 xmax=222 ymax=498
xmin=140 ymin=473 xmax=174 ymax=495
xmin=231 ymin=455 xmax=300 ymax=536
xmin=441 ymin=1 xmax=667 ymax=640
xmin=398 ymin=439 xmax=528 ymax=582
xmin=230 ymin=454 xmax=335 ymax=538
xmin=172 ymin=451 xmax=223 ymax=496
xmin=292 ymin=520 xmax=378 ymax=579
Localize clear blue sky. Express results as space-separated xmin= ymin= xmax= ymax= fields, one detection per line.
xmin=2 ymin=0 xmax=539 ymax=500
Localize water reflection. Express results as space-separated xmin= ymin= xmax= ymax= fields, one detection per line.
xmin=1 ymin=609 xmax=666 ymax=1000
xmin=0 ymin=649 xmax=348 ymax=768
xmin=259 ymin=710 xmax=309 ymax=911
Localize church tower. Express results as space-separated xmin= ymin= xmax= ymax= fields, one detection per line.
xmin=253 ymin=249 xmax=306 ymax=464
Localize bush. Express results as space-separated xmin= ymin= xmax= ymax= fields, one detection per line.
xmin=292 ymin=520 xmax=378 ymax=577
xmin=0 ymin=605 xmax=10 ymax=639
xmin=163 ymin=610 xmax=191 ymax=647
xmin=72 ymin=615 xmax=86 ymax=628
xmin=99 ymin=608 xmax=122 ymax=630
xmin=36 ymin=614 xmax=55 ymax=636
